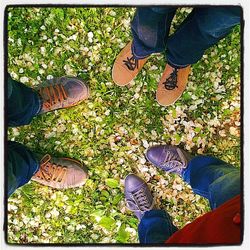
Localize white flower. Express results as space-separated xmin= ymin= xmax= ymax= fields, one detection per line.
xmin=139 ymin=157 xmax=146 ymax=164
xmin=125 ymin=227 xmax=136 ymax=236
xmin=40 ymin=47 xmax=46 ymax=55
xmin=51 ymin=208 xmax=60 ymax=218
xmin=229 ymin=127 xmax=239 ymax=136
xmin=47 ymin=75 xmax=53 ymax=80
xmin=142 ymin=139 xmax=149 ymax=148
xmin=134 ymin=93 xmax=140 ymax=99
xmin=105 ymin=109 xmax=110 ymax=116
xmin=91 ymin=234 xmax=98 ymax=240
xmin=109 ymin=10 xmax=116 ymax=16
xmin=51 ymin=193 xmax=57 ymax=200
xmin=20 ymin=76 xmax=29 ymax=83
xmin=88 ymin=32 xmax=94 ymax=38
xmin=38 ymin=69 xmax=45 ymax=74
xmin=149 ymin=65 xmax=158 ymax=70
xmin=68 ymin=33 xmax=78 ymax=41
xmin=42 ymin=63 xmax=47 ymax=69
xmin=95 ymin=117 xmax=103 ymax=123
xmin=40 ymin=25 xmax=46 ymax=30
xmin=8 ymin=204 xmax=18 ymax=211
xmin=67 ymin=225 xmax=75 ymax=232
xmin=56 ymin=232 xmax=62 ymax=236
xmin=17 ymin=38 xmax=22 ymax=46
xmin=45 ymin=212 xmax=51 ymax=219
xmin=65 ymin=216 xmax=70 ymax=221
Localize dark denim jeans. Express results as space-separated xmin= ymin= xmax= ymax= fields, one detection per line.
xmin=138 ymin=155 xmax=241 ymax=243
xmin=131 ymin=7 xmax=241 ymax=67
xmin=7 ymin=141 xmax=39 ymax=197
xmin=8 ymin=75 xmax=41 ymax=127
xmin=7 ymin=75 xmax=41 ymax=197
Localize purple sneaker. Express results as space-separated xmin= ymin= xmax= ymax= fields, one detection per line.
xmin=146 ymin=145 xmax=191 ymax=175
xmin=125 ymin=174 xmax=154 ymax=220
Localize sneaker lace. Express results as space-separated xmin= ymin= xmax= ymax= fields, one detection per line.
xmin=35 ymin=154 xmax=67 ymax=183
xmin=39 ymin=84 xmax=68 ymax=110
xmin=163 ymin=68 xmax=178 ymax=90
xmin=160 ymin=149 xmax=186 ymax=174
xmin=126 ymin=188 xmax=154 ymax=212
xmin=123 ymin=55 xmax=139 ymax=71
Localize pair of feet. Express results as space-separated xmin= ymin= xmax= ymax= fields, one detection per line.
xmin=30 ymin=76 xmax=90 ymax=189
xmin=125 ymin=144 xmax=190 ymax=220
xmin=112 ymin=41 xmax=191 ymax=106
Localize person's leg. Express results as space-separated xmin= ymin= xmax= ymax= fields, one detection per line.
xmin=146 ymin=144 xmax=240 ymax=210
xmin=7 ymin=141 xmax=89 ymax=195
xmin=7 ymin=141 xmax=39 ymax=197
xmin=156 ymin=6 xmax=241 ymax=107
xmin=166 ymin=6 xmax=241 ymax=67
xmin=131 ymin=7 xmax=176 ymax=59
xmin=138 ymin=210 xmax=178 ymax=244
xmin=182 ymin=155 xmax=240 ymax=210
xmin=8 ymin=75 xmax=90 ymax=126
xmin=112 ymin=7 xmax=176 ymax=86
xmin=125 ymin=174 xmax=178 ymax=244
xmin=8 ymin=75 xmax=42 ymax=127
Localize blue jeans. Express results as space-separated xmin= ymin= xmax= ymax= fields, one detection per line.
xmin=132 ymin=7 xmax=241 ymax=67
xmin=8 ymin=75 xmax=41 ymax=127
xmin=138 ymin=156 xmax=241 ymax=243
xmin=7 ymin=75 xmax=41 ymax=197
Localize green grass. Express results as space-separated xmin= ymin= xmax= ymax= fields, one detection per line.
xmin=7 ymin=7 xmax=241 ymax=244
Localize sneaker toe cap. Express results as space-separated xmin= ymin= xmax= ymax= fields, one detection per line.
xmin=146 ymin=145 xmax=166 ymax=166
xmin=112 ymin=63 xmax=134 ymax=86
xmin=125 ymin=174 xmax=145 ymax=193
xmin=64 ymin=78 xmax=90 ymax=101
xmin=67 ymin=166 xmax=88 ymax=187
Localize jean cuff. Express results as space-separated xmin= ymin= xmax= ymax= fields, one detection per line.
xmin=167 ymin=57 xmax=190 ymax=69
xmin=141 ymin=209 xmax=168 ymax=220
xmin=34 ymin=91 xmax=43 ymax=115
xmin=131 ymin=41 xmax=151 ymax=60
xmin=31 ymin=157 xmax=40 ymax=175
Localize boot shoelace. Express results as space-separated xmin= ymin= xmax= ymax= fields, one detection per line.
xmin=123 ymin=55 xmax=139 ymax=71
xmin=160 ymin=149 xmax=186 ymax=174
xmin=39 ymin=84 xmax=68 ymax=110
xmin=35 ymin=154 xmax=67 ymax=183
xmin=126 ymin=187 xmax=154 ymax=212
xmin=163 ymin=68 xmax=178 ymax=90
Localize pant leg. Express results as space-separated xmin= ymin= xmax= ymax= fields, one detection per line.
xmin=182 ymin=155 xmax=241 ymax=210
xmin=8 ymin=74 xmax=42 ymax=127
xmin=131 ymin=7 xmax=176 ymax=59
xmin=138 ymin=210 xmax=178 ymax=244
xmin=166 ymin=7 xmax=241 ymax=67
xmin=7 ymin=141 xmax=39 ymax=197
xmin=138 ymin=155 xmax=240 ymax=243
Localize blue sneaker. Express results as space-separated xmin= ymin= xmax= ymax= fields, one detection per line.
xmin=146 ymin=145 xmax=191 ymax=175
xmin=125 ymin=174 xmax=154 ymax=220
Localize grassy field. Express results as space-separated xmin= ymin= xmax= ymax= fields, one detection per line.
xmin=7 ymin=7 xmax=241 ymax=244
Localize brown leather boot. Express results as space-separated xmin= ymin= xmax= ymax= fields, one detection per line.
xmin=112 ymin=41 xmax=148 ymax=86
xmin=32 ymin=154 xmax=88 ymax=189
xmin=156 ymin=64 xmax=191 ymax=106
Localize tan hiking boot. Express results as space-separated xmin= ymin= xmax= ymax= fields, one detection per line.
xmin=156 ymin=64 xmax=191 ymax=106
xmin=112 ymin=41 xmax=148 ymax=86
xmin=36 ymin=76 xmax=90 ymax=114
xmin=32 ymin=154 xmax=88 ymax=189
